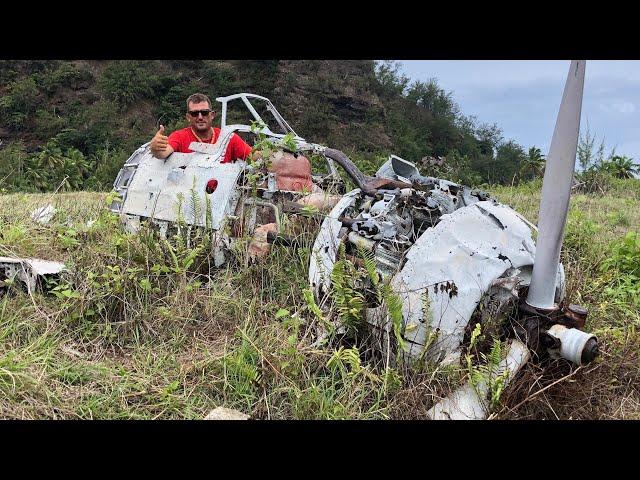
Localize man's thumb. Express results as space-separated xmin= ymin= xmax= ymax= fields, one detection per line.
xmin=158 ymin=125 xmax=165 ymax=134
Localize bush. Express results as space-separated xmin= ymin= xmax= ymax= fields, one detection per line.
xmin=40 ymin=63 xmax=93 ymax=94
xmin=601 ymin=232 xmax=640 ymax=308
xmin=574 ymin=169 xmax=616 ymax=194
xmin=0 ymin=76 xmax=41 ymax=130
xmin=98 ymin=61 xmax=158 ymax=110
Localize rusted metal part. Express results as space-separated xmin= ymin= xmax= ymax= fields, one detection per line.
xmin=248 ymin=222 xmax=278 ymax=259
xmin=563 ymin=303 xmax=588 ymax=329
xmin=515 ymin=299 xmax=596 ymax=364
xmin=323 ymin=148 xmax=412 ymax=195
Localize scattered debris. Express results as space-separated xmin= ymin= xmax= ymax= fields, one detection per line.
xmin=60 ymin=344 xmax=85 ymax=358
xmin=31 ymin=204 xmax=56 ymax=224
xmin=204 ymin=407 xmax=250 ymax=420
xmin=0 ymin=256 xmax=66 ymax=293
xmin=108 ymin=72 xmax=596 ymax=421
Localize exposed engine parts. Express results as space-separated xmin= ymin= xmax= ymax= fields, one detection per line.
xmin=106 ymin=71 xmax=598 ymax=421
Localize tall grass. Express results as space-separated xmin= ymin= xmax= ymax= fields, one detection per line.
xmin=0 ymin=179 xmax=638 ymax=419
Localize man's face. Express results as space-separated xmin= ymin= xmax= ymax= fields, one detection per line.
xmin=186 ymin=101 xmax=214 ymax=134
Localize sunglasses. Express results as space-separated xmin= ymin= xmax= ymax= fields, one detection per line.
xmin=188 ymin=109 xmax=213 ymax=117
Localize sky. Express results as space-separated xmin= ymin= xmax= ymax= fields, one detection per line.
xmin=398 ymin=60 xmax=640 ymax=164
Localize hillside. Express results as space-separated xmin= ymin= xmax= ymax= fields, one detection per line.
xmin=0 ymin=60 xmax=528 ymax=192
xmin=0 ymin=179 xmax=638 ymax=419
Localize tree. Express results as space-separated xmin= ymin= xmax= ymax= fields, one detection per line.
xmin=493 ymin=141 xmax=527 ymax=184
xmin=374 ymin=61 xmax=409 ymax=97
xmin=520 ymin=146 xmax=546 ymax=180
xmin=600 ymin=155 xmax=639 ymax=179
xmin=406 ymin=78 xmax=457 ymax=118
xmin=475 ymin=123 xmax=503 ymax=157
xmin=577 ymin=122 xmax=607 ymax=171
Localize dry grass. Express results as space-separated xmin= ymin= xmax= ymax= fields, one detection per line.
xmin=1 ymin=179 xmax=639 ymax=419
xmin=490 ymin=178 xmax=640 ymax=419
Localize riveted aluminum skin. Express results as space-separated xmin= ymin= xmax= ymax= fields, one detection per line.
xmin=393 ymin=200 xmax=543 ymax=362
xmin=118 ymin=148 xmax=244 ymax=230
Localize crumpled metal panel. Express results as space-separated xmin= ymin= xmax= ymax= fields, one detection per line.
xmin=31 ymin=204 xmax=56 ymax=224
xmin=376 ymin=155 xmax=420 ymax=181
xmin=0 ymin=256 xmax=66 ymax=292
xmin=392 ymin=200 xmax=548 ymax=361
xmin=119 ymin=149 xmax=244 ymax=230
xmin=376 ymin=155 xmax=459 ymax=192
xmin=308 ymin=189 xmax=360 ymax=296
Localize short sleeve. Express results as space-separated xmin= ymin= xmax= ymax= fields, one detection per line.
xmin=229 ymin=133 xmax=252 ymax=161
xmin=167 ymin=130 xmax=185 ymax=152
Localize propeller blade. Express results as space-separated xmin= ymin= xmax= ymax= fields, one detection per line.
xmin=526 ymin=60 xmax=586 ymax=309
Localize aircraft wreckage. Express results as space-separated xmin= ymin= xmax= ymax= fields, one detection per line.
xmin=4 ymin=60 xmax=595 ymax=419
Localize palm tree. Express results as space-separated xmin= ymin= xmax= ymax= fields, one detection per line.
xmin=600 ymin=155 xmax=640 ymax=179
xmin=520 ymin=146 xmax=546 ymax=180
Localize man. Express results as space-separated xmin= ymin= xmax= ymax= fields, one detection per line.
xmin=150 ymin=93 xmax=252 ymax=161
xmin=149 ymin=92 xmax=339 ymax=259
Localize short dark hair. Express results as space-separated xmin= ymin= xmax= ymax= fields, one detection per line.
xmin=186 ymin=93 xmax=212 ymax=110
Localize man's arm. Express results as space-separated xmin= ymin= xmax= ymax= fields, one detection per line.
xmin=150 ymin=125 xmax=175 ymax=159
xmin=231 ymin=133 xmax=254 ymax=161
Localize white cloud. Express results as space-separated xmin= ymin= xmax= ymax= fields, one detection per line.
xmin=397 ymin=60 xmax=640 ymax=161
xmin=614 ymin=101 xmax=635 ymax=114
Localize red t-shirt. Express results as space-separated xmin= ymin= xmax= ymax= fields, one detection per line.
xmin=167 ymin=127 xmax=252 ymax=163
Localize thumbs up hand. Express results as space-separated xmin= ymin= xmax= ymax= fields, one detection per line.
xmin=150 ymin=125 xmax=169 ymax=158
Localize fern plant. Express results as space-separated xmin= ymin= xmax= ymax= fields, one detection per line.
xmin=465 ymin=323 xmax=509 ymax=410
xmin=330 ymin=245 xmax=366 ymax=334
xmin=188 ymin=177 xmax=203 ymax=226
xmin=326 ymin=346 xmax=380 ymax=383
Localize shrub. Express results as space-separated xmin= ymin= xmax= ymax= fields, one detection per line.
xmin=98 ymin=61 xmax=158 ymax=110
xmin=601 ymin=232 xmax=640 ymax=308
xmin=0 ymin=76 xmax=41 ymax=130
xmin=40 ymin=62 xmax=93 ymax=94
xmin=574 ymin=168 xmax=616 ymax=194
